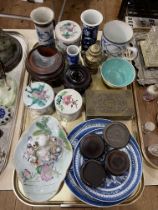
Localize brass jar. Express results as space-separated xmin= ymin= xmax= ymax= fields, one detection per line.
xmin=85 ymin=43 xmax=103 ymax=74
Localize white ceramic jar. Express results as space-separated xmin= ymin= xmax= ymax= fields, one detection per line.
xmin=23 ymin=82 xmax=54 ymax=115
xmin=55 ymin=20 xmax=81 ymax=53
xmin=55 ymin=89 xmax=83 ymax=121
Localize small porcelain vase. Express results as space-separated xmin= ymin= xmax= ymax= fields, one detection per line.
xmin=30 ymin=7 xmax=55 ymax=46
xmin=80 ymin=9 xmax=103 ymax=51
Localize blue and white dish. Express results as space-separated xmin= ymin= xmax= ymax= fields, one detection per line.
xmin=73 ymin=128 xmax=142 ymax=203
xmin=65 ymin=119 xmax=142 ymax=207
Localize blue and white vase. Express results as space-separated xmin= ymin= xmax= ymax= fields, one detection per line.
xmin=30 ymin=7 xmax=55 ymax=46
xmin=80 ymin=9 xmax=103 ymax=51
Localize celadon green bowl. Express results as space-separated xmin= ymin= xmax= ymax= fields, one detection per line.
xmin=100 ymin=57 xmax=136 ymax=88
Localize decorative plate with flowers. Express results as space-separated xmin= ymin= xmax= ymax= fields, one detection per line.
xmin=13 ymin=116 xmax=72 ymax=202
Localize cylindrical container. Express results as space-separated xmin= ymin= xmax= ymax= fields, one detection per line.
xmin=23 ymin=82 xmax=54 ymax=116
xmin=80 ymin=9 xmax=103 ymax=51
xmin=101 ymin=20 xmax=137 ymax=60
xmin=66 ymin=45 xmax=80 ymax=65
xmin=85 ymin=42 xmax=103 ymax=74
xmin=55 ymin=89 xmax=82 ymax=121
xmin=55 ymin=20 xmax=81 ymax=53
xmin=30 ymin=7 xmax=55 ymax=46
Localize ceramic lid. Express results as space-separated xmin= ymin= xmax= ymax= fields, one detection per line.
xmin=23 ymin=82 xmax=54 ymax=110
xmin=26 ymin=45 xmax=65 ymax=82
xmin=55 ymin=20 xmax=81 ymax=44
xmin=0 ymin=30 xmax=22 ymax=72
xmin=55 ymin=88 xmax=82 ymax=115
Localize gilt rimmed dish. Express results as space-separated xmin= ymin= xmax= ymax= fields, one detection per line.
xmin=13 ymin=115 xmax=73 ymax=202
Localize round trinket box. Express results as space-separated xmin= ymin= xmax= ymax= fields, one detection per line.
xmin=80 ymin=133 xmax=105 ymax=159
xmin=55 ymin=20 xmax=81 ymax=53
xmin=103 ymin=122 xmax=130 ymax=148
xmin=55 ymin=88 xmax=82 ymax=121
xmin=23 ymin=82 xmax=54 ymax=115
xmin=105 ymin=150 xmax=130 ymax=176
xmin=80 ymin=160 xmax=106 ymax=187
xmin=26 ymin=45 xmax=65 ymax=86
xmin=63 ymin=64 xmax=92 ymax=94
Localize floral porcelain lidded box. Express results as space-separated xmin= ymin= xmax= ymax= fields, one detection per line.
xmin=55 ymin=20 xmax=81 ymax=52
xmin=23 ymin=82 xmax=54 ymax=115
xmin=55 ymin=88 xmax=83 ymax=121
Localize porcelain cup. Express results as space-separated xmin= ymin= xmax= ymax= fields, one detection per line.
xmin=30 ymin=7 xmax=55 ymax=46
xmin=66 ymin=45 xmax=80 ymax=65
xmin=80 ymin=9 xmax=103 ymax=51
xmin=101 ymin=20 xmax=137 ymax=60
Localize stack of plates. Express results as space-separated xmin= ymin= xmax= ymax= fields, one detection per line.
xmin=65 ymin=119 xmax=143 ymax=207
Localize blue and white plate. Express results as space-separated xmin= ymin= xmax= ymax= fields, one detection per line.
xmin=65 ymin=119 xmax=142 ymax=207
xmin=73 ymin=128 xmax=142 ymax=203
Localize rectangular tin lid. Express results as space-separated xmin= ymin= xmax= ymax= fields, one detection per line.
xmin=85 ymin=89 xmax=135 ymax=120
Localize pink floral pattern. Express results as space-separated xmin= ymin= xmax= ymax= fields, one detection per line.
xmin=37 ymin=164 xmax=54 ymax=181
xmin=56 ymin=91 xmax=78 ymax=111
xmin=21 ymin=169 xmax=32 ymax=182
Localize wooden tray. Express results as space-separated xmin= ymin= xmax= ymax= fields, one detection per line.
xmin=0 ymin=31 xmax=28 ymax=174
xmin=133 ymin=81 xmax=158 ymax=169
xmin=12 ymin=70 xmax=144 ymax=207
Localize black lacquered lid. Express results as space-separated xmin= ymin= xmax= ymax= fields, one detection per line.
xmin=0 ymin=30 xmax=22 ymax=72
xmin=63 ymin=64 xmax=92 ymax=94
xmin=80 ymin=160 xmax=106 ymax=188
xmin=105 ymin=150 xmax=130 ymax=176
xmin=103 ymin=122 xmax=130 ymax=148
xmin=80 ymin=133 xmax=105 ymax=159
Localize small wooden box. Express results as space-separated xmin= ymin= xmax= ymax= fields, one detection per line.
xmin=85 ymin=89 xmax=135 ymax=120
